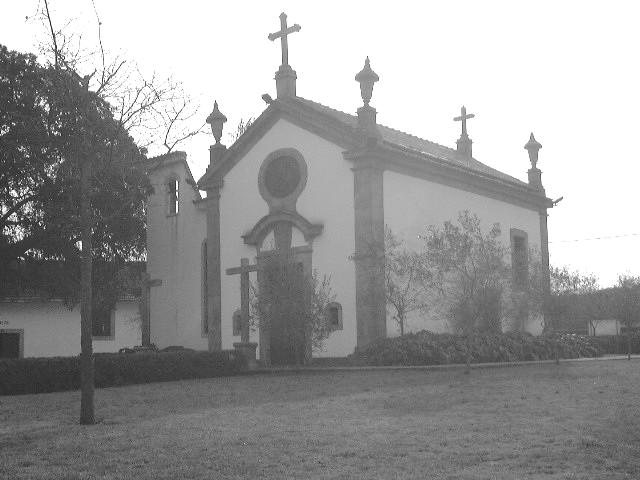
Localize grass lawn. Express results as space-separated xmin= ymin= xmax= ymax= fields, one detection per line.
xmin=1 ymin=360 xmax=640 ymax=479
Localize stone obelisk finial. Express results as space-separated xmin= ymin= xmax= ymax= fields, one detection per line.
xmin=355 ymin=57 xmax=380 ymax=136
xmin=206 ymin=101 xmax=228 ymax=167
xmin=525 ymin=132 xmax=544 ymax=191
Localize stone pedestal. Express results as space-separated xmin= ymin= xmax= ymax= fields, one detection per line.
xmin=275 ymin=65 xmax=297 ymax=99
xmin=233 ymin=342 xmax=258 ymax=368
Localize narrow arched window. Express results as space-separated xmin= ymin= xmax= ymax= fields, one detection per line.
xmin=167 ymin=178 xmax=179 ymax=215
xmin=510 ymin=228 xmax=529 ymax=288
xmin=202 ymin=239 xmax=208 ymax=335
xmin=325 ymin=302 xmax=343 ymax=331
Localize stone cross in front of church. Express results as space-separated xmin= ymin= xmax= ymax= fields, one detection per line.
xmin=268 ymin=12 xmax=301 ymax=67
xmin=225 ymin=258 xmax=259 ymax=344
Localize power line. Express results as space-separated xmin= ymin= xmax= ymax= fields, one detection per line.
xmin=550 ymin=232 xmax=640 ymax=244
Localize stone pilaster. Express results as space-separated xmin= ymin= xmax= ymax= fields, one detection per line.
xmin=528 ymin=168 xmax=544 ymax=192
xmin=456 ymin=134 xmax=473 ymax=157
xmin=206 ymin=184 xmax=222 ymax=351
xmin=204 ymin=144 xmax=226 ymax=351
xmin=357 ymin=105 xmax=378 ymax=134
xmin=352 ymin=157 xmax=386 ymax=350
xmin=275 ymin=65 xmax=297 ymax=99
xmin=539 ymin=208 xmax=551 ymax=329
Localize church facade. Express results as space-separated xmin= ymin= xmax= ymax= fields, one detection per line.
xmin=146 ymin=14 xmax=553 ymax=364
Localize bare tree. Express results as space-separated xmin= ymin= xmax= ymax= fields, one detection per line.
xmin=384 ymin=228 xmax=432 ymax=336
xmin=229 ymin=118 xmax=254 ymax=144
xmin=422 ymin=211 xmax=510 ymax=334
xmin=611 ymin=275 xmax=640 ymax=360
xmin=547 ymin=266 xmax=600 ymax=334
xmin=38 ymin=0 xmax=203 ymax=424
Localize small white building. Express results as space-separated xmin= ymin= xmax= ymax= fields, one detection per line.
xmin=0 ymin=296 xmax=140 ymax=358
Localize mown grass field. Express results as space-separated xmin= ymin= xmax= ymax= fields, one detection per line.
xmin=1 ymin=360 xmax=639 ymax=479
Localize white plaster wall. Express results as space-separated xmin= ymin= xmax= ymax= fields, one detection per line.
xmin=589 ymin=319 xmax=619 ymax=336
xmin=0 ymin=300 xmax=140 ymax=358
xmin=219 ymin=119 xmax=356 ymax=357
xmin=147 ymin=163 xmax=207 ymax=350
xmin=384 ymin=171 xmax=543 ymax=335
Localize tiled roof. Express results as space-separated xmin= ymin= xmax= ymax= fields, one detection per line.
xmin=293 ymin=97 xmax=529 ymax=188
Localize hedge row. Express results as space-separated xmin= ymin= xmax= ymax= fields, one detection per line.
xmin=0 ymin=350 xmax=247 ymax=395
xmin=352 ymin=331 xmax=603 ymax=366
xmin=587 ymin=334 xmax=640 ymax=355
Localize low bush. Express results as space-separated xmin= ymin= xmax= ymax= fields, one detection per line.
xmin=352 ymin=331 xmax=603 ymax=366
xmin=0 ymin=350 xmax=246 ymax=395
xmin=587 ymin=334 xmax=640 ymax=355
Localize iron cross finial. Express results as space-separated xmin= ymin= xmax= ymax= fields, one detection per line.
xmin=453 ymin=106 xmax=475 ymax=137
xmin=268 ymin=12 xmax=301 ymax=67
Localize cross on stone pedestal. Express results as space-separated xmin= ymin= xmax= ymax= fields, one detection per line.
xmin=140 ymin=273 xmax=162 ymax=347
xmin=268 ymin=12 xmax=301 ymax=67
xmin=226 ymin=258 xmax=259 ymax=343
xmin=453 ymin=106 xmax=475 ymax=137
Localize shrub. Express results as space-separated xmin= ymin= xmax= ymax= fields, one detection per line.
xmin=0 ymin=350 xmax=246 ymax=395
xmin=587 ymin=334 xmax=640 ymax=355
xmin=352 ymin=331 xmax=603 ymax=366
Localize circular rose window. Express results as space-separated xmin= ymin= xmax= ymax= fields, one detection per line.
xmin=264 ymin=156 xmax=301 ymax=198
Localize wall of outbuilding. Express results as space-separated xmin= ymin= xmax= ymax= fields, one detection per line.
xmin=0 ymin=300 xmax=140 ymax=358
xmin=146 ymin=160 xmax=208 ymax=350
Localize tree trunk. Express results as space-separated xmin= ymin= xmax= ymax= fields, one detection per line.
xmin=628 ymin=333 xmax=632 ymax=361
xmin=79 ymin=158 xmax=95 ymax=425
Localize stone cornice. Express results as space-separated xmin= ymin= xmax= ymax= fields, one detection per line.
xmin=344 ymin=142 xmax=552 ymax=212
xmin=197 ymin=96 xmax=553 ymax=211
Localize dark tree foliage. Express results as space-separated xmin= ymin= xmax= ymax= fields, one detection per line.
xmin=0 ymin=44 xmax=151 ymax=313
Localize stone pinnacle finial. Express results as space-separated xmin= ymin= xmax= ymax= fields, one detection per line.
xmin=524 ymin=132 xmax=542 ymax=169
xmin=355 ymin=57 xmax=379 ymax=106
xmin=206 ymin=101 xmax=227 ymax=145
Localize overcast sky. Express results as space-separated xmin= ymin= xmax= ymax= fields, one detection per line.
xmin=3 ymin=1 xmax=639 ymax=287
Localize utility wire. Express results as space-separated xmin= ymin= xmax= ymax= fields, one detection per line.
xmin=550 ymin=233 xmax=640 ymax=244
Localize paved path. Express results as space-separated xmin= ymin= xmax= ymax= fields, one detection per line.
xmin=250 ymin=354 xmax=640 ymax=374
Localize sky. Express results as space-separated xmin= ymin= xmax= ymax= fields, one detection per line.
xmin=3 ymin=1 xmax=640 ymax=287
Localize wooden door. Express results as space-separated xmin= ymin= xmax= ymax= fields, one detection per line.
xmin=262 ymin=262 xmax=305 ymax=365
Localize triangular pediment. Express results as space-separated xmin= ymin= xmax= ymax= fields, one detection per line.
xmin=197 ymin=100 xmax=359 ymax=190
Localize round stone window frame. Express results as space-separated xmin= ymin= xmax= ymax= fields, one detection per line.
xmin=258 ymin=148 xmax=308 ymax=212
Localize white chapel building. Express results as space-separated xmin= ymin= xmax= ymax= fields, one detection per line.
xmin=145 ymin=13 xmax=554 ymax=365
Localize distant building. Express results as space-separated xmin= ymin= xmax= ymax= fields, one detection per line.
xmin=0 ymin=262 xmax=141 ymax=358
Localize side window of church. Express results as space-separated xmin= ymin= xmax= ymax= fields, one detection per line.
xmin=167 ymin=179 xmax=179 ymax=215
xmin=92 ymin=308 xmax=114 ymax=338
xmin=202 ymin=240 xmax=208 ymax=335
xmin=510 ymin=229 xmax=528 ymax=287
xmin=326 ymin=302 xmax=343 ymax=331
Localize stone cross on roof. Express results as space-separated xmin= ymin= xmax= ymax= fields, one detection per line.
xmin=268 ymin=12 xmax=301 ymax=67
xmin=454 ymin=106 xmax=475 ymax=137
